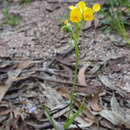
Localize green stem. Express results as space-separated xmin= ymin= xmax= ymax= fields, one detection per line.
xmin=69 ymin=23 xmax=79 ymax=110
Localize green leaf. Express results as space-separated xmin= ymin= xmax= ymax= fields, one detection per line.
xmin=44 ymin=105 xmax=59 ymax=130
xmin=5 ymin=14 xmax=20 ymax=26
xmin=64 ymin=102 xmax=85 ymax=130
xmin=2 ymin=8 xmax=9 ymax=17
xmin=61 ymin=25 xmax=72 ymax=33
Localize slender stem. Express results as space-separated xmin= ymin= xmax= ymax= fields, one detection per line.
xmin=70 ymin=23 xmax=79 ymax=110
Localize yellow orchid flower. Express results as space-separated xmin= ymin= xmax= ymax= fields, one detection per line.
xmin=69 ymin=1 xmax=88 ymax=12
xmin=83 ymin=8 xmax=94 ymax=21
xmin=77 ymin=1 xmax=87 ymax=12
xmin=92 ymin=3 xmax=101 ymax=12
xmin=70 ymin=7 xmax=82 ymax=23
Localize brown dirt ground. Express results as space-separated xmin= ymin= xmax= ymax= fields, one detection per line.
xmin=0 ymin=0 xmax=130 ymax=129
xmin=0 ymin=0 xmax=130 ymax=61
xmin=0 ymin=0 xmax=122 ymax=60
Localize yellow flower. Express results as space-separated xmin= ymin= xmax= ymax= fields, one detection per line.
xmin=92 ymin=3 xmax=101 ymax=12
xmin=69 ymin=1 xmax=88 ymax=12
xmin=77 ymin=1 xmax=87 ymax=12
xmin=70 ymin=8 xmax=82 ymax=23
xmin=83 ymin=8 xmax=94 ymax=21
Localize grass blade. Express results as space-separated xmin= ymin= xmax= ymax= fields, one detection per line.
xmin=64 ymin=99 xmax=85 ymax=130
xmin=44 ymin=105 xmax=59 ymax=130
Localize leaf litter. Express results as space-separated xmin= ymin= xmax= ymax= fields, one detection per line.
xmin=0 ymin=0 xmax=130 ymax=130
xmin=0 ymin=47 xmax=130 ymax=130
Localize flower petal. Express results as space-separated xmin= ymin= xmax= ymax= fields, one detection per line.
xmin=77 ymin=1 xmax=86 ymax=10
xmin=83 ymin=8 xmax=94 ymax=21
xmin=70 ymin=8 xmax=82 ymax=23
xmin=69 ymin=5 xmax=76 ymax=10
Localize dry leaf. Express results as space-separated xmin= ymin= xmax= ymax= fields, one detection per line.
xmin=16 ymin=60 xmax=33 ymax=69
xmin=98 ymin=96 xmax=130 ymax=128
xmin=78 ymin=65 xmax=88 ymax=86
xmin=90 ymin=95 xmax=102 ymax=112
xmin=57 ymin=87 xmax=69 ymax=99
xmin=0 ymin=85 xmax=10 ymax=102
